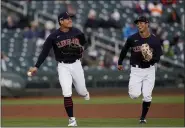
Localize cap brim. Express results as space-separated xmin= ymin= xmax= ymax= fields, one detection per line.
xmin=59 ymin=14 xmax=75 ymax=21
xmin=65 ymin=14 xmax=75 ymax=19
xmin=134 ymin=20 xmax=148 ymax=24
xmin=69 ymin=14 xmax=75 ymax=18
xmin=134 ymin=20 xmax=139 ymax=24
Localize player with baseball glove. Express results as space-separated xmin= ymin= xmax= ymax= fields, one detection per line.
xmin=118 ymin=16 xmax=163 ymax=124
xmin=27 ymin=12 xmax=90 ymax=127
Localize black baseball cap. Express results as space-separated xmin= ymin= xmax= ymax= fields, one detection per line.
xmin=58 ymin=12 xmax=74 ymax=22
xmin=134 ymin=16 xmax=149 ymax=24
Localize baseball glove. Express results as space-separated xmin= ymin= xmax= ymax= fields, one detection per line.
xmin=141 ymin=43 xmax=153 ymax=62
xmin=62 ymin=43 xmax=83 ymax=55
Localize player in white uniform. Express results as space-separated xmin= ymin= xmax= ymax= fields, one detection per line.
xmin=118 ymin=16 xmax=163 ymax=124
xmin=27 ymin=12 xmax=90 ymax=127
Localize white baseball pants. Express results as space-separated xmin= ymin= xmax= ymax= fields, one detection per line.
xmin=128 ymin=65 xmax=156 ymax=102
xmin=57 ymin=60 xmax=89 ymax=97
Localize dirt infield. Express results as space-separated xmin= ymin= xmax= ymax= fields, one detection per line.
xmin=2 ymin=88 xmax=184 ymax=119
xmin=2 ymin=103 xmax=184 ymax=118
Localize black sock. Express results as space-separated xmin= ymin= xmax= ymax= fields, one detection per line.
xmin=64 ymin=97 xmax=73 ymax=117
xmin=140 ymin=101 xmax=151 ymax=120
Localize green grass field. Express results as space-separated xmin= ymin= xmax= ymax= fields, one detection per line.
xmin=2 ymin=118 xmax=184 ymax=127
xmin=2 ymin=95 xmax=184 ymax=127
xmin=2 ymin=96 xmax=184 ymax=105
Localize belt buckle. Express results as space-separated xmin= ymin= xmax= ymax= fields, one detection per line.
xmin=65 ymin=61 xmax=70 ymax=64
xmin=64 ymin=60 xmax=76 ymax=64
xmin=65 ymin=61 xmax=72 ymax=64
xmin=150 ymin=64 xmax=154 ymax=67
xmin=132 ymin=65 xmax=139 ymax=68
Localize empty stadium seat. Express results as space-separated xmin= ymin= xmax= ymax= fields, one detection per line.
xmin=1 ymin=0 xmax=184 ymax=89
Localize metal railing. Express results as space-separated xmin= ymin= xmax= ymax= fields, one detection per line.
xmin=1 ymin=1 xmax=28 ymax=16
xmin=34 ymin=11 xmax=83 ymax=31
xmin=91 ymin=32 xmax=123 ymax=55
xmin=34 ymin=11 xmax=184 ymax=69
xmin=2 ymin=0 xmax=184 ymax=69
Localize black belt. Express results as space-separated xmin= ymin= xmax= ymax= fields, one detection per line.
xmin=58 ymin=59 xmax=78 ymax=64
xmin=131 ymin=64 xmax=154 ymax=69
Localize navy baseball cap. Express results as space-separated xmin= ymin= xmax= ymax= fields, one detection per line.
xmin=58 ymin=12 xmax=74 ymax=22
xmin=134 ymin=16 xmax=149 ymax=24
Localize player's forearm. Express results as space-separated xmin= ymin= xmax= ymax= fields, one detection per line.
xmin=83 ymin=43 xmax=89 ymax=50
xmin=35 ymin=35 xmax=53 ymax=68
xmin=34 ymin=43 xmax=51 ymax=68
xmin=79 ymin=34 xmax=89 ymax=50
xmin=151 ymin=54 xmax=160 ymax=63
xmin=118 ymin=48 xmax=128 ymax=65
xmin=78 ymin=33 xmax=87 ymax=46
xmin=34 ymin=51 xmax=49 ymax=68
xmin=151 ymin=46 xmax=163 ymax=63
xmin=118 ymin=38 xmax=131 ymax=65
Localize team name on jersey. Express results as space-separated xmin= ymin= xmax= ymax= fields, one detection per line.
xmin=56 ymin=38 xmax=80 ymax=48
xmin=132 ymin=46 xmax=142 ymax=52
xmin=132 ymin=45 xmax=153 ymax=52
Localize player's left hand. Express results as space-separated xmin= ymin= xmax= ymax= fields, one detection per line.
xmin=117 ymin=65 xmax=123 ymax=70
xmin=141 ymin=43 xmax=153 ymax=62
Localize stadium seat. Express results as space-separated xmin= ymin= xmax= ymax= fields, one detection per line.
xmin=1 ymin=0 xmax=184 ymax=89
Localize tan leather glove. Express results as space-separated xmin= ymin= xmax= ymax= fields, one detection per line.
xmin=141 ymin=43 xmax=153 ymax=62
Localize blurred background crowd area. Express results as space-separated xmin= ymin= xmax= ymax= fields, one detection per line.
xmin=1 ymin=0 xmax=184 ymax=75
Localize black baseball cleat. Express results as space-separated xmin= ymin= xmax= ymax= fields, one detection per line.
xmin=139 ymin=119 xmax=147 ymax=124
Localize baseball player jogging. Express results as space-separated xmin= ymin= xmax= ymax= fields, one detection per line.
xmin=117 ymin=16 xmax=163 ymax=124
xmin=27 ymin=12 xmax=90 ymax=127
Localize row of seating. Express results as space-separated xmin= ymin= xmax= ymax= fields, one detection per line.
xmin=29 ymin=1 xmax=184 ymax=26
xmin=2 ymin=0 xmax=184 ymax=43
xmin=1 ymin=1 xmax=184 ymax=86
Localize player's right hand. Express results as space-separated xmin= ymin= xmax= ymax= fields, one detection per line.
xmin=27 ymin=67 xmax=38 ymax=76
xmin=117 ymin=65 xmax=123 ymax=70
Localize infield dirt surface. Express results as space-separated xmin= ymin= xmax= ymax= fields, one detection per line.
xmin=2 ymin=88 xmax=184 ymax=119
xmin=2 ymin=104 xmax=184 ymax=118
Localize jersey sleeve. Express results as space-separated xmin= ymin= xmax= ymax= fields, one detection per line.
xmin=74 ymin=27 xmax=87 ymax=46
xmin=78 ymin=33 xmax=87 ymax=46
xmin=35 ymin=35 xmax=53 ymax=68
xmin=75 ymin=28 xmax=88 ymax=50
xmin=151 ymin=39 xmax=163 ymax=63
xmin=118 ymin=37 xmax=132 ymax=65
